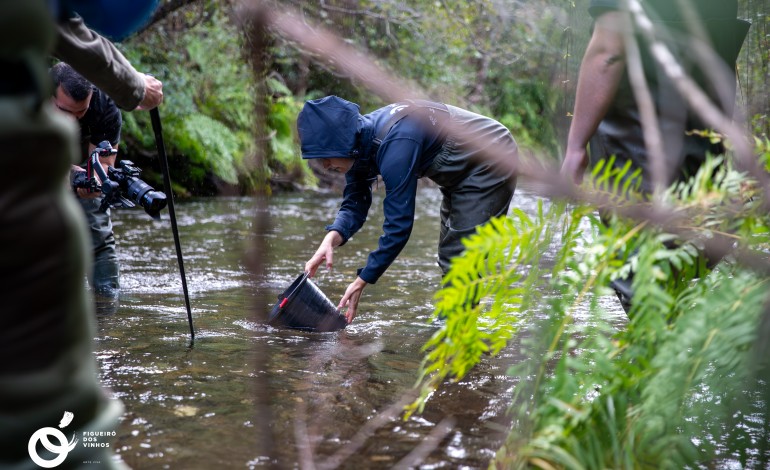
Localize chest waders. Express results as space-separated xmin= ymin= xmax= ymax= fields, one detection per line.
xmin=0 ymin=1 xmax=126 ymax=467
xmin=426 ymin=105 xmax=518 ymax=274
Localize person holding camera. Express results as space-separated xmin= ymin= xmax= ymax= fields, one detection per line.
xmin=299 ymin=96 xmax=519 ymax=324
xmin=51 ymin=61 xmax=125 ymax=295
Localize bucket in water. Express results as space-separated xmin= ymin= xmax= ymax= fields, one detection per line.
xmin=268 ymin=272 xmax=347 ymax=332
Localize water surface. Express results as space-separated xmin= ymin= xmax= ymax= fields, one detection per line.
xmin=98 ymin=185 xmax=625 ymax=468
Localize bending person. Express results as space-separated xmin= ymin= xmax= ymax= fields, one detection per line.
xmin=51 ymin=62 xmax=125 ymax=296
xmin=300 ymin=96 xmax=518 ymax=323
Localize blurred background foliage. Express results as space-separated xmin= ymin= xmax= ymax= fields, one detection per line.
xmin=114 ymin=0 xmax=768 ymax=196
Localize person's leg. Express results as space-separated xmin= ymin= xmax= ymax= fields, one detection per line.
xmin=437 ymin=179 xmax=514 ymax=274
xmin=79 ymin=198 xmax=120 ymax=295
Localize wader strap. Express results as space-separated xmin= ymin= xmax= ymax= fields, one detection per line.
xmin=372 ymin=99 xmax=449 ymax=148
xmin=350 ymin=99 xmax=449 ymax=183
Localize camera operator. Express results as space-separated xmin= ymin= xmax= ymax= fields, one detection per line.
xmin=51 ymin=61 xmax=125 ymax=296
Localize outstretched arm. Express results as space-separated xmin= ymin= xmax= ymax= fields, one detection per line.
xmin=305 ymin=230 xmax=369 ymax=324
xmin=54 ymin=16 xmax=163 ymax=110
xmin=305 ymin=230 xmax=344 ymax=277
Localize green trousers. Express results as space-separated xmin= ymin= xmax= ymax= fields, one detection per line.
xmin=424 ymin=105 xmax=518 ymax=274
xmin=78 ymin=198 xmax=120 ymax=295
xmin=0 ymin=1 xmax=125 ymax=468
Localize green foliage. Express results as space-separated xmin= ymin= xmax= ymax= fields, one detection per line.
xmin=109 ymin=0 xmax=767 ymax=194
xmin=273 ymin=0 xmax=572 ymax=157
xmin=415 ymin=148 xmax=770 ymax=468
xmin=493 ymin=80 xmax=561 ymax=155
xmin=265 ymin=79 xmax=316 ymax=186
xmin=119 ymin=5 xmax=316 ymax=193
xmin=120 ymin=8 xmax=254 ymax=191
xmin=407 ymin=200 xmax=573 ymax=418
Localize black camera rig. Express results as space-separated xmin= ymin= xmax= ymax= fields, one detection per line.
xmin=72 ymin=140 xmax=167 ymax=219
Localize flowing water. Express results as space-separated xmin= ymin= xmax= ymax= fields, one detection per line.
xmin=96 ymin=185 xmax=626 ymax=469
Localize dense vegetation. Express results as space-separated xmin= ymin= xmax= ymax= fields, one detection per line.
xmin=116 ymin=0 xmax=767 ymax=197
xmin=114 ymin=0 xmax=579 ymax=194
xmin=412 ymin=149 xmax=770 ymax=467
xmin=111 ymin=0 xmax=770 ymax=467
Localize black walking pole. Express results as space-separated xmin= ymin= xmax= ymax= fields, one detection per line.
xmin=150 ymin=107 xmax=195 ymax=343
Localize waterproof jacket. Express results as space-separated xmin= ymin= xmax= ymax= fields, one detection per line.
xmin=306 ymin=100 xmax=449 ymax=284
xmin=55 ymin=16 xmax=146 ymax=110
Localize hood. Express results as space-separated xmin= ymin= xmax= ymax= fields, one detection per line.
xmin=297 ymin=96 xmax=361 ymax=159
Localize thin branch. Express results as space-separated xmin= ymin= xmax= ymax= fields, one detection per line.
xmin=316 ymin=391 xmax=420 ymax=470
xmin=392 ymin=417 xmax=456 ymax=470
xmin=136 ymin=0 xmax=208 ymax=34
xmin=626 ymin=0 xmax=770 ymax=209
xmin=621 ymin=0 xmax=668 ymax=197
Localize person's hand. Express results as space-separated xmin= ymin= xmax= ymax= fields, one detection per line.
xmin=305 ymin=231 xmax=343 ymax=277
xmin=339 ymin=276 xmax=367 ymax=323
xmin=136 ymin=74 xmax=163 ymax=110
xmin=72 ymin=165 xmax=100 ymax=199
xmin=560 ymin=147 xmax=589 ymax=185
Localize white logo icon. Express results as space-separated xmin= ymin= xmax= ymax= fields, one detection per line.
xmin=389 ymin=104 xmax=409 ymax=115
xmin=28 ymin=411 xmax=78 ymax=468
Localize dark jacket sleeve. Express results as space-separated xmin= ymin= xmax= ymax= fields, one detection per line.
xmin=54 ymin=16 xmax=145 ymax=110
xmin=356 ymin=134 xmax=422 ymax=284
xmin=326 ymin=173 xmax=374 ymax=244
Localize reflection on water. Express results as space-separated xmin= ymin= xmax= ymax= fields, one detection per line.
xmin=97 ymin=185 xmax=625 ymax=468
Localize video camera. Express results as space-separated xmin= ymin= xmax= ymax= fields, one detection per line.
xmin=72 ymin=141 xmax=168 ymax=220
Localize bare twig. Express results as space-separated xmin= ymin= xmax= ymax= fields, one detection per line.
xmin=237 ymin=2 xmax=277 ymax=465
xmin=626 ymin=0 xmax=770 ymax=208
xmin=294 ymin=400 xmax=317 ymax=470
xmin=392 ymin=417 xmax=456 ymax=469
xmin=621 ymin=1 xmax=668 ymax=196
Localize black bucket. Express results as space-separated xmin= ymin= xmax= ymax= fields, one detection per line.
xmin=268 ymin=272 xmax=347 ymax=332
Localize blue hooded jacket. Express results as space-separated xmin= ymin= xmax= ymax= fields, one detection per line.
xmin=297 ymin=96 xmax=362 ymax=159
xmin=298 ymin=96 xmax=448 ymax=284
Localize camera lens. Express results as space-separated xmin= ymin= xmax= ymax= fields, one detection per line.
xmin=125 ymin=177 xmax=167 ymax=218
xmin=141 ymin=190 xmax=168 ymax=218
